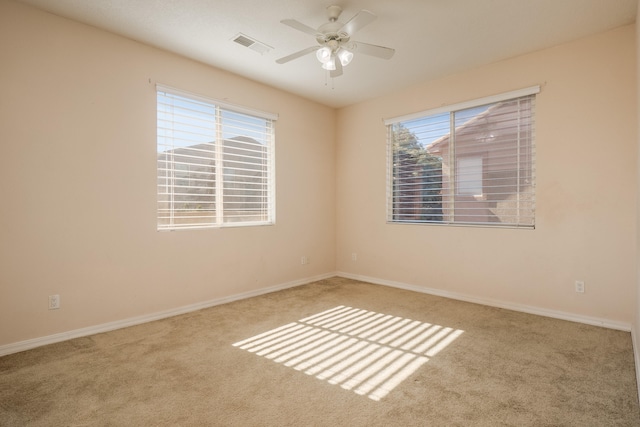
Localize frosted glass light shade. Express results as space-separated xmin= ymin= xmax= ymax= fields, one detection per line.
xmin=337 ymin=49 xmax=353 ymax=66
xmin=316 ymin=47 xmax=332 ymax=64
xmin=321 ymin=57 xmax=336 ymax=70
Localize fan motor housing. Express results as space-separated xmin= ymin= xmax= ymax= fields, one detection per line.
xmin=317 ymin=21 xmax=350 ymax=46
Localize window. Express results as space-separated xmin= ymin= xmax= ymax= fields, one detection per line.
xmin=157 ymin=86 xmax=276 ymax=230
xmin=386 ymin=86 xmax=538 ymax=228
xmin=457 ymin=156 xmax=483 ymax=196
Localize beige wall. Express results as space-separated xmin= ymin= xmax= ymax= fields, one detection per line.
xmin=635 ymin=0 xmax=640 ymax=387
xmin=1 ymin=0 xmax=637 ymax=350
xmin=336 ymin=25 xmax=637 ymax=325
xmin=0 ymin=1 xmax=336 ymax=346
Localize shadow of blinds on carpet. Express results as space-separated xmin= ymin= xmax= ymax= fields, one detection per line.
xmin=233 ymin=306 xmax=464 ymax=401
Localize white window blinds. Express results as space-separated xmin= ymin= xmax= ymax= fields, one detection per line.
xmin=386 ymin=87 xmax=538 ymax=228
xmin=157 ymin=86 xmax=276 ymax=230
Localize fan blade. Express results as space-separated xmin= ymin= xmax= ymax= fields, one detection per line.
xmin=346 ymin=41 xmax=395 ymax=60
xmin=330 ymin=55 xmax=343 ymax=78
xmin=339 ymin=10 xmax=376 ymax=36
xmin=276 ymin=46 xmax=320 ymax=64
xmin=281 ymin=19 xmax=321 ymax=37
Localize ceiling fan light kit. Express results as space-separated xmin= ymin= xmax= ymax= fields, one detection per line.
xmin=317 ymin=46 xmax=353 ymax=70
xmin=276 ymin=4 xmax=395 ymax=78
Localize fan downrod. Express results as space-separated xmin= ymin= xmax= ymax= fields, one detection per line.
xmin=326 ymin=5 xmax=342 ymax=22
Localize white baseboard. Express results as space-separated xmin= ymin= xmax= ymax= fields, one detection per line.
xmin=336 ymin=271 xmax=632 ymax=332
xmin=0 ymin=272 xmax=335 ymax=357
xmin=632 ymin=327 xmax=640 ymax=404
xmin=2 ymin=271 xmax=632 ymax=357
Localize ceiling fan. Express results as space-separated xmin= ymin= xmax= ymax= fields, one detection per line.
xmin=276 ymin=5 xmax=395 ymax=78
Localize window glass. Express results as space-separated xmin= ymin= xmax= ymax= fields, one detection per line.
xmin=388 ymin=93 xmax=535 ymax=228
xmin=157 ymin=89 xmax=275 ymax=230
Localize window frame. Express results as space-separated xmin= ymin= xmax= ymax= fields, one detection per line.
xmin=385 ymin=86 xmax=539 ymax=229
xmin=156 ymin=85 xmax=277 ymax=231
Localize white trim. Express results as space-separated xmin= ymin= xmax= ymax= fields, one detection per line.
xmin=0 ymin=272 xmax=334 ymax=357
xmin=383 ymin=85 xmax=540 ymax=125
xmin=2 ymin=271 xmax=631 ymax=357
xmin=156 ymin=84 xmax=279 ymax=121
xmin=632 ymin=326 xmax=640 ymax=404
xmin=336 ymin=272 xmax=631 ymax=332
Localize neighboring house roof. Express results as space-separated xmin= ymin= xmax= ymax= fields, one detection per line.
xmin=426 ymin=102 xmax=514 ymax=155
xmin=158 ymin=136 xmax=264 ymax=157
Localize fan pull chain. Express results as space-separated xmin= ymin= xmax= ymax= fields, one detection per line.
xmin=323 ymin=71 xmax=335 ymax=89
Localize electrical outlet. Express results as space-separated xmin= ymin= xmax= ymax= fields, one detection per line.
xmin=352 ymin=253 xmax=357 ymax=261
xmin=575 ymin=281 xmax=585 ymax=293
xmin=301 ymin=256 xmax=308 ymax=265
xmin=48 ymin=294 xmax=60 ymax=310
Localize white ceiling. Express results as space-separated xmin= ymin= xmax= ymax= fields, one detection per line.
xmin=17 ymin=0 xmax=638 ymax=108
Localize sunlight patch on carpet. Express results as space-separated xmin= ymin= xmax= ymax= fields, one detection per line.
xmin=232 ymin=306 xmax=464 ymax=401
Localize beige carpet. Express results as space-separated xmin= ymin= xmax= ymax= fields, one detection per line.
xmin=1 ymin=277 xmax=639 ymax=426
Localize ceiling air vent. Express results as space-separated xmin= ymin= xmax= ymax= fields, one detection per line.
xmin=232 ymin=33 xmax=273 ymax=55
